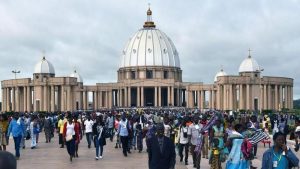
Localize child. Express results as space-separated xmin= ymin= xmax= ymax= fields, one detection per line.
xmin=209 ymin=138 xmax=222 ymax=169
xmin=262 ymin=123 xmax=271 ymax=148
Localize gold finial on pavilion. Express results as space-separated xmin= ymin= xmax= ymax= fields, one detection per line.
xmin=143 ymin=3 xmax=156 ymax=28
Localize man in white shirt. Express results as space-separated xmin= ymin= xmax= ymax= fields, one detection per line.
xmin=178 ymin=120 xmax=189 ymax=165
xmin=84 ymin=116 xmax=94 ymax=148
xmin=188 ymin=116 xmax=203 ymax=169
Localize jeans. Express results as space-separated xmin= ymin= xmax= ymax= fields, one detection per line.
xmin=13 ymin=135 xmax=22 ymax=157
xmin=95 ymin=138 xmax=104 ymax=157
xmin=179 ymin=143 xmax=189 ymax=162
xmin=190 ymin=145 xmax=201 ymax=169
xmin=132 ymin=130 xmax=137 ymax=148
xmin=120 ymin=136 xmax=129 ymax=155
xmin=86 ymin=132 xmax=93 ymax=147
xmin=66 ymin=139 xmax=75 ymax=156
xmin=20 ymin=134 xmax=25 ymax=148
xmin=31 ymin=133 xmax=37 ymax=147
xmin=108 ymin=128 xmax=114 ymax=141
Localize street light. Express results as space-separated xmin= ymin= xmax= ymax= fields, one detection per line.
xmin=12 ymin=70 xmax=20 ymax=79
xmin=257 ymin=67 xmax=264 ymax=114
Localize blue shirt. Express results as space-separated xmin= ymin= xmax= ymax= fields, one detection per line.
xmin=272 ymin=149 xmax=288 ymax=169
xmin=7 ymin=119 xmax=25 ymax=137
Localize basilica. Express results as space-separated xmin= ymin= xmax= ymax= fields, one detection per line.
xmin=1 ymin=8 xmax=294 ymax=112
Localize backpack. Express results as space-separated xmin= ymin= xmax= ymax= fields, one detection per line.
xmin=241 ymin=138 xmax=254 ymax=160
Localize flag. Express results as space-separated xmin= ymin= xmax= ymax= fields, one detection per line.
xmin=248 ymin=129 xmax=269 ymax=145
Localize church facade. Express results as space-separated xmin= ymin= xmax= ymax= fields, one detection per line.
xmin=1 ymin=8 xmax=294 ymax=112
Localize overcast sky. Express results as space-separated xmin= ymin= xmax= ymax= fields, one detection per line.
xmin=0 ymin=0 xmax=300 ymax=100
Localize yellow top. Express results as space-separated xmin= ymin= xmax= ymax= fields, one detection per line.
xmin=0 ymin=121 xmax=9 ymax=133
xmin=58 ymin=118 xmax=67 ymax=134
xmin=213 ymin=148 xmax=220 ymax=155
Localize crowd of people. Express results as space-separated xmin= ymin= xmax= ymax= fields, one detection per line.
xmin=0 ymin=108 xmax=300 ymax=169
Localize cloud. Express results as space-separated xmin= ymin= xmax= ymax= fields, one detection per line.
xmin=0 ymin=0 xmax=300 ymax=101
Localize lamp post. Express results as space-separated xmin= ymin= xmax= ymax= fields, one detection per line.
xmin=257 ymin=67 xmax=264 ymax=114
xmin=12 ymin=70 xmax=20 ymax=79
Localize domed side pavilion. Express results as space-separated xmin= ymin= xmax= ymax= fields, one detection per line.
xmin=1 ymin=8 xmax=294 ymax=112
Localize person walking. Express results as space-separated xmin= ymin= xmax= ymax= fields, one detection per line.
xmin=63 ymin=116 xmax=77 ymax=162
xmin=30 ymin=115 xmax=40 ymax=149
xmin=44 ymin=114 xmax=53 ymax=143
xmin=188 ymin=116 xmax=203 ymax=169
xmin=147 ymin=123 xmax=176 ymax=169
xmin=74 ymin=115 xmax=82 ymax=158
xmin=84 ymin=115 xmax=94 ymax=149
xmin=118 ymin=114 xmax=131 ymax=157
xmin=93 ymin=116 xmax=107 ymax=160
xmin=57 ymin=114 xmax=66 ymax=148
xmin=105 ymin=113 xmax=115 ymax=142
xmin=0 ymin=114 xmax=9 ymax=151
xmin=178 ymin=120 xmax=189 ymax=165
xmin=7 ymin=113 xmax=25 ymax=159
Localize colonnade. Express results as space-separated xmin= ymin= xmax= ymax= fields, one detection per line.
xmin=217 ymin=84 xmax=293 ymax=111
xmin=185 ymin=89 xmax=216 ymax=109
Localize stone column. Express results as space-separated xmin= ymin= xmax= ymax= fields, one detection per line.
xmin=12 ymin=87 xmax=15 ymax=111
xmin=43 ymin=86 xmax=48 ymax=111
xmin=7 ymin=88 xmax=11 ymax=111
xmin=27 ymin=87 xmax=31 ymax=112
xmin=93 ymin=91 xmax=97 ymax=110
xmin=2 ymin=88 xmax=5 ymax=112
xmin=23 ymin=87 xmax=27 ymax=112
xmin=124 ymin=87 xmax=128 ymax=107
xmin=201 ymin=90 xmax=205 ymax=109
xmin=278 ymin=85 xmax=282 ymax=110
xmin=120 ymin=89 xmax=123 ymax=107
xmin=61 ymin=86 xmax=65 ymax=111
xmin=197 ymin=91 xmax=201 ymax=109
xmin=245 ymin=85 xmax=250 ymax=110
xmin=137 ymin=87 xmax=140 ymax=107
xmin=274 ymin=85 xmax=278 ymax=110
xmin=128 ymin=87 xmax=131 ymax=107
xmin=117 ymin=90 xmax=120 ymax=107
xmin=99 ymin=91 xmax=103 ymax=108
xmin=260 ymin=85 xmax=263 ymax=112
xmin=108 ymin=90 xmax=112 ymax=108
xmin=286 ymin=86 xmax=290 ymax=109
xmin=212 ymin=90 xmax=215 ymax=109
xmin=229 ymin=85 xmax=233 ymax=110
xmin=171 ymin=86 xmax=174 ymax=106
xmin=141 ymin=86 xmax=144 ymax=107
xmin=216 ymin=85 xmax=220 ymax=109
xmin=177 ymin=88 xmax=180 ymax=106
xmin=268 ymin=85 xmax=272 ymax=109
xmin=263 ymin=85 xmax=267 ymax=110
xmin=154 ymin=87 xmax=158 ymax=107
xmin=83 ymin=91 xmax=87 ymax=110
xmin=158 ymin=87 xmax=161 ymax=107
xmin=167 ymin=87 xmax=171 ymax=106
xmin=291 ymin=86 xmax=294 ymax=109
xmin=51 ymin=86 xmax=55 ymax=112
xmin=239 ymin=85 xmax=243 ymax=110
xmin=67 ymin=86 xmax=71 ymax=111
xmin=223 ymin=85 xmax=227 ymax=110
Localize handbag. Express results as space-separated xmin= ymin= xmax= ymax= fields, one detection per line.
xmin=66 ymin=135 xmax=73 ymax=141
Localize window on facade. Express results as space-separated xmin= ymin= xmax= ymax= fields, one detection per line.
xmin=131 ymin=71 xmax=136 ymax=79
xmin=146 ymin=70 xmax=153 ymax=79
xmin=164 ymin=71 xmax=168 ymax=79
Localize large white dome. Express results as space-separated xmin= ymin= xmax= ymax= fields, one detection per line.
xmin=119 ymin=8 xmax=180 ymax=68
xmin=214 ymin=69 xmax=227 ymax=82
xmin=238 ymin=55 xmax=260 ymax=73
xmin=34 ymin=57 xmax=55 ymax=74
xmin=70 ymin=70 xmax=83 ymax=83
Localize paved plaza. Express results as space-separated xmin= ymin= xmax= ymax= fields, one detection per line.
xmin=5 ymin=132 xmax=300 ymax=169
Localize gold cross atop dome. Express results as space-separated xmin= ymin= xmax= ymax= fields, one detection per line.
xmin=143 ymin=3 xmax=156 ymax=28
